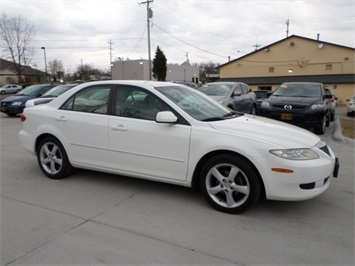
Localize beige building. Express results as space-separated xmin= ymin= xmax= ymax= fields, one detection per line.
xmin=217 ymin=35 xmax=355 ymax=105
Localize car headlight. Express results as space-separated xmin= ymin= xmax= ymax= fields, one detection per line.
xmin=270 ymin=148 xmax=319 ymax=160
xmin=11 ymin=102 xmax=23 ymax=106
xmin=261 ymin=101 xmax=269 ymax=108
xmin=310 ymin=103 xmax=325 ymax=110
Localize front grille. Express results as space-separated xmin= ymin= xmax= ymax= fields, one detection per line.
xmin=1 ymin=101 xmax=11 ymax=107
xmin=272 ymin=104 xmax=306 ymax=110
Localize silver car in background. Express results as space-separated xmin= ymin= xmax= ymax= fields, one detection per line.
xmin=199 ymin=82 xmax=257 ymax=114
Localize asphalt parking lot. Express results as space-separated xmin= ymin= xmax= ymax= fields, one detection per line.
xmin=1 ymin=107 xmax=354 ymax=265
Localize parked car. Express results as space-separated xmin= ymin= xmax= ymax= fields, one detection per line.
xmin=324 ymin=88 xmax=336 ymax=121
xmin=0 ymin=84 xmax=22 ymax=94
xmin=260 ymin=82 xmax=332 ymax=135
xmin=254 ymin=90 xmax=271 ymax=115
xmin=199 ymin=82 xmax=257 ymax=114
xmin=19 ymin=80 xmax=339 ymax=214
xmin=0 ymin=84 xmax=56 ymax=116
xmin=172 ymin=80 xmax=198 ymax=89
xmin=347 ymin=95 xmax=355 ymax=116
xmin=25 ymin=84 xmax=78 ymax=107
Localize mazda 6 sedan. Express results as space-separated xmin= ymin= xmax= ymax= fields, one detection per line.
xmin=19 ymin=80 xmax=339 ymax=214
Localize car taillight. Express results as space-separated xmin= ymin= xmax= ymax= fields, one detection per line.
xmin=20 ymin=113 xmax=26 ymax=122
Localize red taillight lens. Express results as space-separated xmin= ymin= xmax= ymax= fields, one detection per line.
xmin=20 ymin=113 xmax=26 ymax=122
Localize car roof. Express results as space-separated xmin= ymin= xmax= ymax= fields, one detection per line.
xmin=81 ymin=80 xmax=180 ymax=88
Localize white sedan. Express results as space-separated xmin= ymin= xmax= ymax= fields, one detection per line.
xmin=18 ymin=81 xmax=339 ymax=214
xmin=347 ymin=95 xmax=355 ymax=116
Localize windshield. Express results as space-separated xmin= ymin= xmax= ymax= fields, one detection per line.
xmin=273 ymin=83 xmax=322 ymax=97
xmin=16 ymin=85 xmax=44 ymax=96
xmin=42 ymin=85 xmax=75 ymax=97
xmin=156 ymin=85 xmax=239 ymax=121
xmin=255 ymin=91 xmax=269 ymax=98
xmin=199 ymin=83 xmax=233 ymax=96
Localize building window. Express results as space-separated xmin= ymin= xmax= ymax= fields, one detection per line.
xmin=326 ymin=64 xmax=332 ymax=71
xmin=269 ymin=67 xmax=274 ymax=73
xmin=258 ymin=86 xmax=272 ymax=91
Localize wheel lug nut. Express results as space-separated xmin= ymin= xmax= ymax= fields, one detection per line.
xmin=220 ymin=184 xmax=224 ymax=188
xmin=229 ymin=180 xmax=232 ymax=183
xmin=222 ymin=179 xmax=226 ymax=182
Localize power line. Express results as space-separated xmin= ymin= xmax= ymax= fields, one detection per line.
xmin=152 ymin=22 xmax=228 ymax=59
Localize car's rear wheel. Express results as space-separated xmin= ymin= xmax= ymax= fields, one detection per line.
xmin=200 ymin=154 xmax=261 ymax=214
xmin=314 ymin=115 xmax=326 ymax=135
xmin=37 ymin=137 xmax=73 ymax=179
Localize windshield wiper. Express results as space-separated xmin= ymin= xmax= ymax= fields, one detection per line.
xmin=202 ymin=116 xmax=225 ymax=122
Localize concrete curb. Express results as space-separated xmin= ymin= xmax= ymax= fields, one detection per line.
xmin=332 ymin=115 xmax=355 ymax=144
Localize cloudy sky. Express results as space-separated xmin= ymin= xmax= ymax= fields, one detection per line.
xmin=1 ymin=0 xmax=354 ymax=73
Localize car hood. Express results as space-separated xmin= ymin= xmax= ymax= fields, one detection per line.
xmin=209 ymin=114 xmax=320 ymax=148
xmin=1 ymin=95 xmax=35 ymax=103
xmin=269 ymin=96 xmax=320 ymax=106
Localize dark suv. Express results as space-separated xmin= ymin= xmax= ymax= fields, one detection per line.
xmin=260 ymin=82 xmax=332 ymax=135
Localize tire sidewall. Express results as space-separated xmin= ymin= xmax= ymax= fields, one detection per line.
xmin=37 ymin=137 xmax=72 ymax=179
xmin=199 ymin=154 xmax=261 ymax=214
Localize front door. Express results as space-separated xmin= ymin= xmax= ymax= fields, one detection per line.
xmin=108 ymin=85 xmax=191 ymax=182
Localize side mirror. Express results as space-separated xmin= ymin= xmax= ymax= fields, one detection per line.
xmin=156 ymin=111 xmax=178 ymax=123
xmin=267 ymin=91 xmax=273 ymax=97
xmin=232 ymin=91 xmax=242 ymax=97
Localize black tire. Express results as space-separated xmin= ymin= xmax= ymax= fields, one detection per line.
xmin=0 ymin=90 xmax=5 ymax=95
xmin=330 ymin=112 xmax=335 ymax=121
xmin=314 ymin=115 xmax=326 ymax=135
xmin=37 ymin=137 xmax=73 ymax=179
xmin=326 ymin=113 xmax=330 ymax=127
xmin=199 ymin=154 xmax=261 ymax=214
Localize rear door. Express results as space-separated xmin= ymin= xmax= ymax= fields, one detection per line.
xmin=56 ymin=84 xmax=112 ymax=168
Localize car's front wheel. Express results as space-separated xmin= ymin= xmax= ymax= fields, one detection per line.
xmin=37 ymin=137 xmax=73 ymax=179
xmin=200 ymin=154 xmax=261 ymax=214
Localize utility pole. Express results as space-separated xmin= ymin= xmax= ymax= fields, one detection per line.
xmin=139 ymin=0 xmax=153 ymax=80
xmin=286 ymin=19 xmax=290 ymax=37
xmin=108 ymin=39 xmax=114 ymax=79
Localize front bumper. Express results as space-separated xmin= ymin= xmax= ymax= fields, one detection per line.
xmin=258 ymin=145 xmax=339 ymax=201
xmin=0 ymin=105 xmax=24 ymax=115
xmin=261 ymin=108 xmax=326 ymax=128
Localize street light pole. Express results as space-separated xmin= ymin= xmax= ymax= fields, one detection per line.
xmin=41 ymin=47 xmax=47 ymax=81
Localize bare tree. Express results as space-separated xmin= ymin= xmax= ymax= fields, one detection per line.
xmin=0 ymin=14 xmax=35 ymax=83
xmin=48 ymin=59 xmax=64 ymax=82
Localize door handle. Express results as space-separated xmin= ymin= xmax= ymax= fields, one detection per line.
xmin=55 ymin=116 xmax=67 ymax=122
xmin=111 ymin=124 xmax=128 ymax=131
